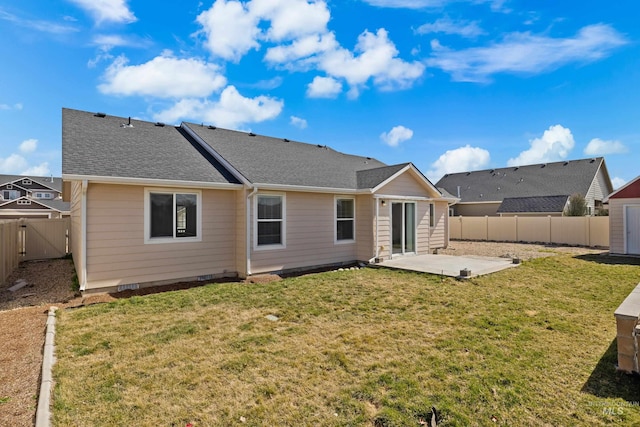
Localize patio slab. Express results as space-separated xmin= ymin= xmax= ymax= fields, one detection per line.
xmin=377 ymin=254 xmax=519 ymax=278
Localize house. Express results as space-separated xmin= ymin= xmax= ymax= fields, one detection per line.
xmin=62 ymin=108 xmax=455 ymax=293
xmin=604 ymin=176 xmax=640 ymax=256
xmin=435 ymin=158 xmax=613 ymax=217
xmin=0 ymin=174 xmax=70 ymax=219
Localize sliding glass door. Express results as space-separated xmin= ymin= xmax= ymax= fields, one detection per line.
xmin=391 ymin=202 xmax=416 ymax=255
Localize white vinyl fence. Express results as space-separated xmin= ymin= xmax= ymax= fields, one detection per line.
xmin=449 ymin=216 xmax=609 ymax=247
xmin=1 ymin=218 xmax=71 ymax=285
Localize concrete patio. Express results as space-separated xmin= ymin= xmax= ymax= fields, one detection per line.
xmin=376 ymin=254 xmax=519 ymax=278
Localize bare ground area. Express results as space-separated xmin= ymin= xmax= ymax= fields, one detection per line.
xmin=0 ymin=242 xmax=607 ymax=425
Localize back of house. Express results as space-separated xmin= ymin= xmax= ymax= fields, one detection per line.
xmin=62 ymin=108 xmax=454 ymax=293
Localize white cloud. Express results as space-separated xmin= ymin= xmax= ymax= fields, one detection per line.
xmin=196 ymin=0 xmax=260 ymax=62
xmin=67 ymin=0 xmax=136 ymax=24
xmin=265 ymin=33 xmax=337 ymax=64
xmin=611 ymin=177 xmax=627 ymax=189
xmin=154 ymin=85 xmax=283 ymax=129
xmin=19 ymin=139 xmax=37 ymax=154
xmin=310 ymin=29 xmax=425 ymax=94
xmin=416 ymin=17 xmax=486 ymax=38
xmin=250 ymin=0 xmax=330 ymax=42
xmin=380 ymin=125 xmax=413 ymax=147
xmin=307 ymin=76 xmax=342 ymax=98
xmin=0 ymin=154 xmax=28 ymax=174
xmin=428 ymin=145 xmax=490 ymax=180
xmin=507 ymin=125 xmax=575 ymax=166
xmin=583 ymin=138 xmax=627 ymax=155
xmin=0 ymin=8 xmax=79 ymax=34
xmin=0 ymin=103 xmax=23 ymax=111
xmin=99 ymin=53 xmax=227 ymax=98
xmin=290 ymin=115 xmax=308 ymax=129
xmin=21 ymin=163 xmax=50 ymax=176
xmin=427 ymin=24 xmax=627 ymax=82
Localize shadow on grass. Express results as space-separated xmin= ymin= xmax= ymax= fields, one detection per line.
xmin=581 ymin=338 xmax=640 ymax=400
xmin=573 ymin=253 xmax=640 ymax=266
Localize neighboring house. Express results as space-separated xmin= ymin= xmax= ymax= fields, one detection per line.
xmin=0 ymin=174 xmax=70 ymax=219
xmin=62 ymin=108 xmax=455 ymax=293
xmin=436 ymin=158 xmax=613 ymax=217
xmin=604 ymin=176 xmax=640 ymax=256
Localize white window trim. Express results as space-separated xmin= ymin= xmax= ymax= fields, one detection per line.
xmin=254 ymin=193 xmax=286 ymax=251
xmin=22 ymin=179 xmax=32 ymax=185
xmin=17 ymin=199 xmax=32 ymax=205
xmin=144 ymin=188 xmax=202 ymax=244
xmin=335 ymin=196 xmax=356 ymax=244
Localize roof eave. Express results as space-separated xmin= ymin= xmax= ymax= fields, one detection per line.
xmin=62 ymin=174 xmax=243 ymax=190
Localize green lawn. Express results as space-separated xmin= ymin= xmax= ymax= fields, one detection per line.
xmin=53 ymin=254 xmax=640 ymax=426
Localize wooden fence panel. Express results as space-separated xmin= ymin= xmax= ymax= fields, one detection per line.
xmin=20 ymin=218 xmax=71 ymax=261
xmin=450 ymin=216 xmax=609 ymax=247
xmin=1 ymin=220 xmax=20 ymax=285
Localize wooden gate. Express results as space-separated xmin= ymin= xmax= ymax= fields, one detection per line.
xmin=19 ymin=218 xmax=71 ymax=261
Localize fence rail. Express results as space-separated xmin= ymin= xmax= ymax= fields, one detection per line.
xmin=449 ymin=216 xmax=609 ymax=247
xmin=1 ymin=218 xmax=71 ymax=285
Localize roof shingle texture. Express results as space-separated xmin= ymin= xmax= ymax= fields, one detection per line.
xmin=435 ymin=158 xmax=605 ymax=203
xmin=185 ymin=123 xmax=387 ymax=189
xmin=62 ymin=109 xmax=238 ymax=184
xmin=0 ymin=175 xmax=63 ymax=192
xmin=497 ymin=195 xmax=569 ymax=213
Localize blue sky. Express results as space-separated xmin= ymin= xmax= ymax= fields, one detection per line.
xmin=0 ymin=0 xmax=637 ymax=188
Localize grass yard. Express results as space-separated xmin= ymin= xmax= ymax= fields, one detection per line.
xmin=53 ymin=254 xmax=640 ymax=426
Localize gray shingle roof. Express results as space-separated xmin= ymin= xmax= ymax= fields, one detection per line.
xmin=435 ymin=158 xmax=607 ymax=203
xmin=497 ymin=195 xmax=569 ymax=213
xmin=62 ymin=109 xmax=239 ymax=184
xmin=356 ymin=163 xmax=409 ymax=189
xmin=0 ymin=175 xmax=62 ymax=192
xmin=185 ymin=123 xmax=387 ymax=189
xmin=36 ymin=199 xmax=71 ymax=212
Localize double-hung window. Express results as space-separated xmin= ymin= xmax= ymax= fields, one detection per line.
xmin=145 ymin=189 xmax=200 ymax=243
xmin=256 ymin=194 xmax=284 ymax=247
xmin=336 ymin=197 xmax=355 ymax=242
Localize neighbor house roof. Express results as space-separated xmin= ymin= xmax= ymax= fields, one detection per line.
xmin=0 ymin=196 xmax=69 ymax=212
xmin=0 ymin=175 xmax=62 ymax=192
xmin=604 ymin=175 xmax=640 ymax=201
xmin=497 ymin=195 xmax=569 ymax=214
xmin=183 ymin=123 xmax=387 ymax=190
xmin=62 ymin=109 xmax=240 ymax=185
xmin=435 ymin=158 xmax=609 ymax=204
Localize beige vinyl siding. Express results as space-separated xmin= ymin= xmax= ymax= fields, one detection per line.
xmin=586 ymin=168 xmax=611 ymax=214
xmin=377 ymin=170 xmax=439 ymax=198
xmin=250 ymin=192 xmax=359 ymax=274
xmin=69 ymin=181 xmax=84 ymax=284
xmin=609 ymin=198 xmax=636 ymax=254
xmin=376 ymin=203 xmax=391 ymax=260
xmin=416 ymin=202 xmax=430 ymax=254
xmin=84 ymin=183 xmax=238 ymax=290
xmin=356 ymin=195 xmax=375 ymax=261
xmin=235 ymin=189 xmax=247 ymax=277
xmin=429 ymin=201 xmax=448 ymax=249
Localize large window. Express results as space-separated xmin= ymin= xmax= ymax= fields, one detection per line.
xmin=336 ymin=197 xmax=355 ymax=242
xmin=2 ymin=190 xmax=19 ymax=200
xmin=145 ymin=190 xmax=200 ymax=243
xmin=256 ymin=194 xmax=285 ymax=247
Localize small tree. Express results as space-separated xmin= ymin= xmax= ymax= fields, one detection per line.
xmin=564 ymin=193 xmax=588 ymax=216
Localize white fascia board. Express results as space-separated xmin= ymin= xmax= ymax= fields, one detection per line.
xmin=180 ymin=123 xmax=252 ymax=187
xmin=62 ymin=174 xmax=243 ymax=190
xmin=252 ymin=182 xmax=369 ymax=194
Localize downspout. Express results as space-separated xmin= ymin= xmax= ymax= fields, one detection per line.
xmin=374 ymin=197 xmax=379 ymax=262
xmin=80 ymin=180 xmax=88 ymax=291
xmin=246 ymin=186 xmax=258 ymax=276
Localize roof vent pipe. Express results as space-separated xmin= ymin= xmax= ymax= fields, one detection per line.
xmin=457 ymin=186 xmax=461 ymax=198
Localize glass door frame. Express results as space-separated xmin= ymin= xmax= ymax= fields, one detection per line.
xmin=391 ymin=201 xmax=417 ymax=257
